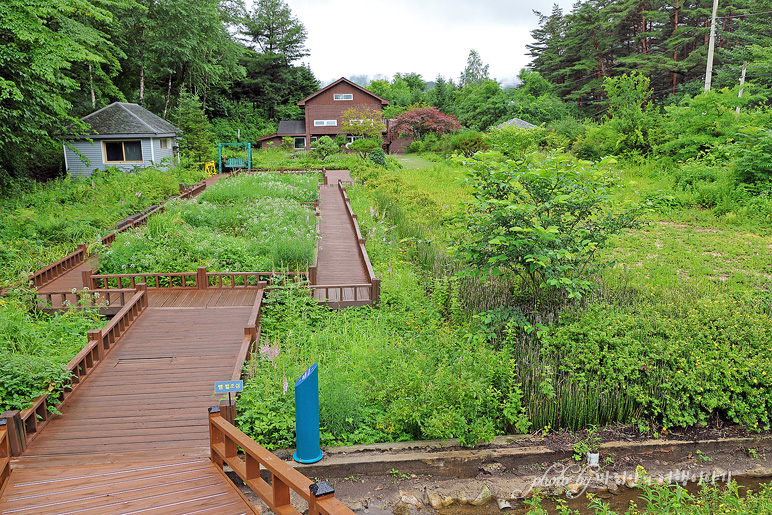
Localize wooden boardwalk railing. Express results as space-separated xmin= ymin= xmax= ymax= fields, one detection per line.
xmin=36 ymin=288 xmax=134 ymax=315
xmin=209 ymin=408 xmax=355 ymax=515
xmin=86 ymin=267 xmax=306 ymax=290
xmin=0 ymin=420 xmax=9 ymax=497
xmin=1 ymin=284 xmax=148 ymax=456
xmin=336 ymin=182 xmax=380 ymax=305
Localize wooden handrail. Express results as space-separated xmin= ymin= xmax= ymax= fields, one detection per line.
xmin=208 ymin=408 xmax=355 ymax=515
xmin=3 ymin=284 xmax=149 ymax=455
xmin=36 ymin=288 xmax=133 ymax=313
xmin=88 ymin=268 xmax=307 ymax=290
xmin=0 ymin=419 xmax=9 ymax=497
xmin=230 ymin=288 xmax=265 ymax=384
xmin=336 ymin=182 xmax=380 ymax=305
xmin=24 ymin=243 xmax=88 ymax=290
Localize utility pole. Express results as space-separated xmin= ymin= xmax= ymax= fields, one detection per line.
xmin=736 ymin=61 xmax=747 ymax=114
xmin=704 ymin=0 xmax=720 ymax=91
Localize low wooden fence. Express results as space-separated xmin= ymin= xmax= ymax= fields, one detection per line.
xmin=309 ymin=284 xmax=374 ymax=308
xmin=0 ymin=284 xmax=149 ymax=456
xmin=30 ymin=243 xmax=89 ymax=289
xmin=0 ymin=420 xmax=9 ymax=497
xmin=36 ymin=288 xmax=135 ymax=316
xmin=179 ymin=180 xmax=206 ymax=199
xmin=337 ymin=182 xmax=380 ymax=305
xmin=85 ymin=267 xmax=306 ymax=290
xmin=216 ymin=289 xmax=266 ymax=423
xmin=208 ymin=408 xmax=355 ymax=515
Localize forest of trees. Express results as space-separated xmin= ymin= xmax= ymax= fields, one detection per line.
xmin=0 ymin=0 xmax=319 ymax=181
xmin=528 ymin=0 xmax=772 ymax=108
xmin=3 ymin=0 xmax=772 ymax=184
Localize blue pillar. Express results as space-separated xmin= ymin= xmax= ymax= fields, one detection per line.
xmin=293 ymin=363 xmax=323 ymax=464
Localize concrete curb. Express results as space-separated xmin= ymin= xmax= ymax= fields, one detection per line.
xmin=286 ymin=435 xmax=772 ymax=479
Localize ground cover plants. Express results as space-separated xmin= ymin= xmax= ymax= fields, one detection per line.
xmin=333 ymin=149 xmax=772 ymax=440
xmin=0 ymin=289 xmax=103 ymax=412
xmin=0 ymin=165 xmax=207 ymax=289
xmin=99 ymin=173 xmax=319 ymax=274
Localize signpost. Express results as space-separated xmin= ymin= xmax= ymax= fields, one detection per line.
xmin=214 ymin=380 xmax=243 ymax=407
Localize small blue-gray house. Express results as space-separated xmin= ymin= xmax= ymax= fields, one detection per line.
xmin=64 ymin=102 xmax=180 ymax=178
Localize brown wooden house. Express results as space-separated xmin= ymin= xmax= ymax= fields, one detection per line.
xmin=257 ymin=77 xmax=410 ymax=153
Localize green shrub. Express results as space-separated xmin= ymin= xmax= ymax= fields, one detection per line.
xmin=489 ymin=125 xmax=549 ymax=159
xmin=572 ymin=123 xmax=619 ymax=160
xmin=368 ymin=147 xmax=386 ymax=166
xmin=540 ymin=295 xmax=772 ymax=430
xmin=446 ymin=130 xmax=490 ymax=157
xmin=734 ymin=127 xmax=772 ymax=184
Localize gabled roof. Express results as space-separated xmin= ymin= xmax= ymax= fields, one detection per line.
xmin=79 ymin=102 xmax=179 ymax=138
xmin=277 ymin=120 xmax=305 ymax=135
xmin=297 ymin=77 xmax=389 ymax=107
xmin=494 ymin=117 xmax=537 ymax=130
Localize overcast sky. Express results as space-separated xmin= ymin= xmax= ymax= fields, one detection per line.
xmin=280 ymin=0 xmax=576 ymax=87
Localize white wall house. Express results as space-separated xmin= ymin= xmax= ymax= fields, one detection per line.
xmin=64 ymin=102 xmax=180 ymax=178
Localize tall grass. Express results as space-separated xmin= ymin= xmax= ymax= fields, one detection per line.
xmin=101 ymin=176 xmax=318 ymax=274
xmin=0 ymin=165 xmax=207 ymax=288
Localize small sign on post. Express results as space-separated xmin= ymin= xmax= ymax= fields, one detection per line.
xmin=214 ymin=380 xmax=243 ymax=406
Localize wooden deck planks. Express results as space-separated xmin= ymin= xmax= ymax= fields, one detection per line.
xmin=22 ymin=306 xmax=250 ymax=454
xmin=36 ymin=259 xmax=98 ymax=293
xmin=315 ymin=185 xmax=368 ymax=287
xmin=1 ymin=296 xmax=256 ymax=512
xmin=147 ymin=290 xmax=257 ymax=308
xmin=0 ymin=459 xmax=252 ymax=515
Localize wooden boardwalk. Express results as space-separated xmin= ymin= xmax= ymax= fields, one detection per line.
xmin=1 ymin=291 xmax=256 ymax=513
xmin=1 ymin=168 xmax=377 ymax=513
xmin=313 ymin=170 xmax=378 ymax=307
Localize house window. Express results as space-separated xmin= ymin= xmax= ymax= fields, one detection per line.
xmin=104 ymin=141 xmax=143 ymax=163
xmin=160 ymin=138 xmax=169 ymax=149
xmin=313 ymin=120 xmax=337 ymax=127
xmin=294 ymin=137 xmax=306 ymax=149
xmin=346 ymin=136 xmax=363 ymax=144
xmin=310 ymin=137 xmax=318 ymax=143
xmin=333 ymin=94 xmax=353 ymax=101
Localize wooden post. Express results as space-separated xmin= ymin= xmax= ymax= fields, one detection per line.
xmin=219 ymin=399 xmax=236 ymax=425
xmin=308 ymin=265 xmax=317 ymax=285
xmin=77 ymin=243 xmax=88 ymax=259
xmin=0 ymin=411 xmax=26 ymax=457
xmin=88 ymin=329 xmax=105 ymax=358
xmin=136 ymin=282 xmax=147 ymax=310
xmin=309 ymin=481 xmax=335 ymax=515
xmin=272 ymin=477 xmax=291 ymax=513
xmin=81 ymin=269 xmax=92 ymax=289
xmin=208 ymin=407 xmax=224 ymax=468
xmin=0 ymin=418 xmax=9 ymax=497
xmin=371 ymin=278 xmax=381 ymax=306
xmin=197 ymin=267 xmax=208 ymax=290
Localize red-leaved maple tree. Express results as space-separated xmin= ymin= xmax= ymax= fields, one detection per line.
xmin=391 ymin=107 xmax=460 ymax=140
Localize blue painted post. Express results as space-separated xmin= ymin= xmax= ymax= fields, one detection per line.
xmin=293 ymin=363 xmax=323 ymax=464
xmin=247 ymin=143 xmax=252 ymax=170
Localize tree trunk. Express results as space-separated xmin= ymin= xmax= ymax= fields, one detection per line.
xmin=163 ymin=73 xmax=173 ymax=118
xmin=672 ymin=0 xmax=679 ymax=95
xmin=89 ymin=64 xmax=96 ymax=108
xmin=139 ymin=28 xmax=146 ymax=106
xmin=139 ymin=66 xmax=145 ymax=105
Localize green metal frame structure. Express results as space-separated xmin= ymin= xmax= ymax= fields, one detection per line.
xmin=217 ymin=142 xmax=252 ymax=174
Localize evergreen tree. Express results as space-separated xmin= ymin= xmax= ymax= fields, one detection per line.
xmin=460 ymin=50 xmax=491 ymax=87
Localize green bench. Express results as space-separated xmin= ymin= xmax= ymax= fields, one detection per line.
xmin=224 ymin=157 xmax=247 ymax=170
